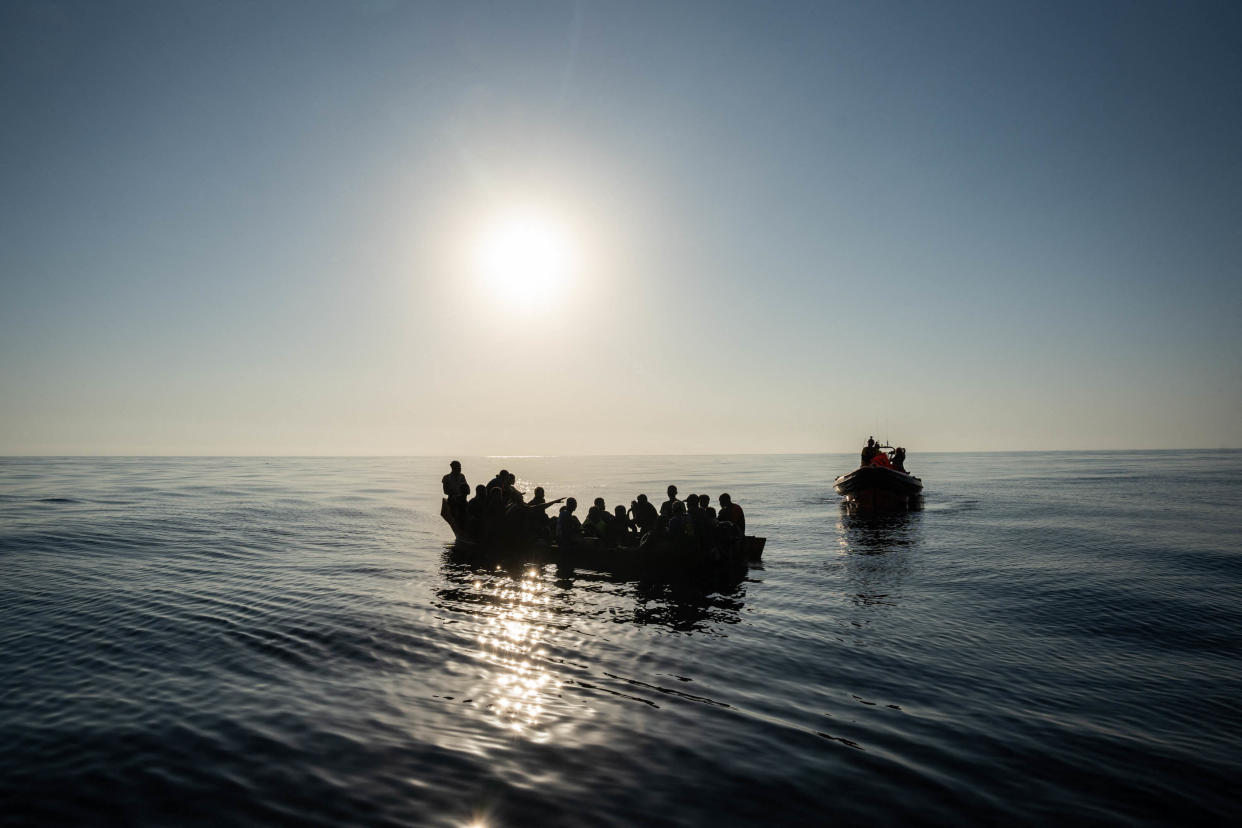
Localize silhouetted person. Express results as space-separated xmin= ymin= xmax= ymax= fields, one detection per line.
xmin=659 ymin=485 xmax=681 ymax=520
xmin=718 ymin=493 xmax=745 ymax=535
xmin=501 ymin=495 xmax=530 ymax=543
xmin=522 ymin=487 xmax=563 ymax=541
xmin=583 ymin=496 xmax=608 ymax=528
xmin=467 ymin=484 xmax=487 ymax=536
xmin=892 ymin=447 xmax=907 ymax=473
xmin=692 ymin=495 xmax=716 ymax=553
xmin=699 ymin=494 xmax=716 ymax=520
xmin=487 ymin=469 xmax=509 ymax=490
xmin=684 ymin=496 xmax=701 ymax=548
xmin=861 ymin=437 xmax=878 ymax=467
xmin=441 ymin=461 xmax=469 ymax=526
xmin=483 ymin=487 xmax=505 ymax=544
xmin=506 ymin=481 xmax=526 ymax=505
xmin=443 ymin=461 xmax=468 ymax=500
xmin=556 ymin=497 xmax=582 ymax=546
xmin=607 ymin=505 xmax=634 ymax=546
xmin=631 ymin=494 xmax=658 ymax=536
xmin=666 ymin=499 xmax=687 ymax=541
xmin=584 ymin=497 xmax=611 ymax=538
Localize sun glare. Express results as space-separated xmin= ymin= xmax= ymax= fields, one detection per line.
xmin=473 ymin=209 xmax=576 ymax=312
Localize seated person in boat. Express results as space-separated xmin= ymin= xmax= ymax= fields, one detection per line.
xmin=692 ymin=495 xmax=717 ymax=553
xmin=479 ymin=487 xmax=506 ymax=544
xmin=556 ymin=498 xmax=582 ymax=546
xmin=718 ymin=493 xmax=745 ymax=535
xmin=891 ymin=447 xmax=907 ymax=472
xmin=630 ymin=494 xmax=658 ymax=536
xmin=522 ymin=486 xmax=564 ymax=539
xmin=665 ymin=499 xmax=688 ymax=543
xmin=583 ymin=497 xmax=613 ymax=538
xmin=491 ymin=471 xmax=518 ymax=505
xmin=685 ymin=496 xmax=703 ymax=541
xmin=466 ymin=484 xmax=487 ymax=536
xmin=605 ymin=505 xmax=636 ymax=547
xmin=510 ymin=483 xmax=529 ymax=507
xmin=453 ymin=482 xmax=470 ymax=523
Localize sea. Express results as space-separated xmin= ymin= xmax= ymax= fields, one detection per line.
xmin=1 ymin=452 xmax=1240 ymax=827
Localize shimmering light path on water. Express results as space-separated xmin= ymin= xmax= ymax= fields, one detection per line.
xmin=1 ymin=453 xmax=1240 ymax=826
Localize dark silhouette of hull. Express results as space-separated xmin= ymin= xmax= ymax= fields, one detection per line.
xmin=441 ymin=499 xmax=764 ymax=576
xmin=833 ymin=466 xmax=923 ymax=510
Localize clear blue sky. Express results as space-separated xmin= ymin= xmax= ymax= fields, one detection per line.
xmin=2 ymin=0 xmax=1239 ymax=454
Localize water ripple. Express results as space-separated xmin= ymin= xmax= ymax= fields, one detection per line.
xmin=2 ymin=454 xmax=1241 ymax=825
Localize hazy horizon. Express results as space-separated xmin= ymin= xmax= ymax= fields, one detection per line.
xmin=4 ymin=446 xmax=1240 ymax=458
xmin=3 ymin=1 xmax=1239 ymax=456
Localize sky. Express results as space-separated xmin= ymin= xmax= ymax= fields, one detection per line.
xmin=1 ymin=0 xmax=1239 ymax=455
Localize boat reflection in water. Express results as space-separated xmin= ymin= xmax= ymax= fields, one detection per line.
xmin=835 ymin=506 xmax=921 ymax=609
xmin=443 ymin=542 xmax=749 ymax=632
xmin=567 ymin=569 xmax=750 ymax=634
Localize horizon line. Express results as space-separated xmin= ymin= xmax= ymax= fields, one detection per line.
xmin=2 ymin=448 xmax=1239 ymax=459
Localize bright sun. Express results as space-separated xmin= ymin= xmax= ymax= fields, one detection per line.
xmin=473 ymin=209 xmax=576 ymax=312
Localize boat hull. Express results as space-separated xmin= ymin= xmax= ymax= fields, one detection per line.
xmin=441 ymin=499 xmax=763 ymax=577
xmin=833 ymin=466 xmax=923 ymax=509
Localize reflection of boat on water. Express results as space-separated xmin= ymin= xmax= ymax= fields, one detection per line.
xmin=836 ymin=507 xmax=919 ymax=610
xmin=837 ymin=507 xmax=919 ymax=550
xmin=441 ymin=498 xmax=765 ymax=581
xmin=834 ymin=442 xmax=923 ymax=510
xmin=438 ymin=547 xmax=751 ymax=641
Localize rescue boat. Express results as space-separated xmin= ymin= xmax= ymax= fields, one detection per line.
xmin=834 ymin=450 xmax=923 ymax=509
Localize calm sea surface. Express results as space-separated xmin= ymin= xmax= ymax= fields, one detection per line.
xmin=2 ymin=453 xmax=1240 ymax=826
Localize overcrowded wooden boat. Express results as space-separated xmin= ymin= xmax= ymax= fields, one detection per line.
xmin=441 ymin=498 xmax=765 ymax=577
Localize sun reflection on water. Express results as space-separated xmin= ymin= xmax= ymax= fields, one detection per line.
xmin=475 ymin=567 xmax=560 ymax=739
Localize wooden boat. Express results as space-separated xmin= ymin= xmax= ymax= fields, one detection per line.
xmin=441 ymin=498 xmax=764 ymax=576
xmin=833 ymin=465 xmax=923 ymax=510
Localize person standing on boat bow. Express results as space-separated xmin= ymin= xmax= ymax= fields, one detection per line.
xmin=442 ymin=460 xmax=468 ymax=498
xmin=442 ymin=461 xmax=469 ymax=522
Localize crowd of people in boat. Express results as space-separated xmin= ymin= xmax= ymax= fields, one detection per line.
xmin=860 ymin=437 xmax=908 ymax=472
xmin=441 ymin=461 xmax=747 ymax=553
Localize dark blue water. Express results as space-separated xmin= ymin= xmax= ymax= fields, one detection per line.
xmin=2 ymin=453 xmax=1240 ymax=826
